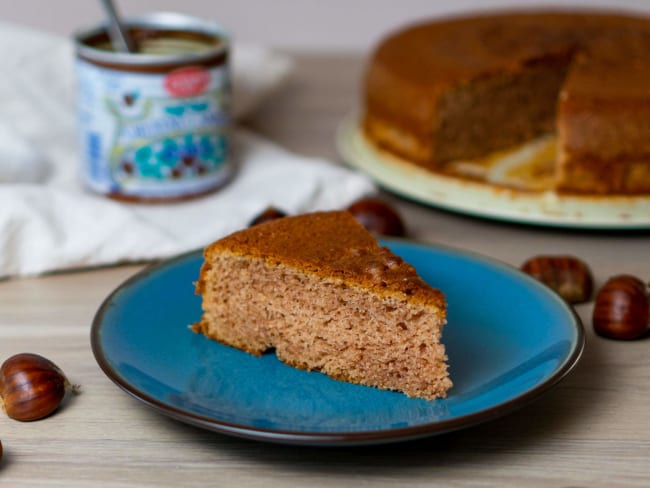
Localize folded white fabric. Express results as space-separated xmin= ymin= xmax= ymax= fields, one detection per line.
xmin=0 ymin=22 xmax=375 ymax=278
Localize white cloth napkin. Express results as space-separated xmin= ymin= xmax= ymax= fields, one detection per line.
xmin=0 ymin=22 xmax=375 ymax=278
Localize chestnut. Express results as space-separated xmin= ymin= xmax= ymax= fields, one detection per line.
xmin=347 ymin=198 xmax=406 ymax=237
xmin=0 ymin=353 xmax=76 ymax=421
xmin=593 ymin=275 xmax=649 ymax=340
xmin=248 ymin=206 xmax=287 ymax=227
xmin=521 ymin=255 xmax=593 ymax=304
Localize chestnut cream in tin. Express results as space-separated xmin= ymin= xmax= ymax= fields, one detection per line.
xmin=75 ymin=13 xmax=232 ymax=201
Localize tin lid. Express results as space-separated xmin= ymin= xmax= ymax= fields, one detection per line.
xmin=75 ymin=12 xmax=229 ymax=66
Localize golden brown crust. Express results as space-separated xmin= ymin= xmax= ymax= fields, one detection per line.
xmin=363 ymin=10 xmax=650 ymax=195
xmin=201 ymin=211 xmax=445 ymax=308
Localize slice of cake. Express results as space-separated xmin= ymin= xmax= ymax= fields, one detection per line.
xmin=192 ymin=211 xmax=451 ymax=400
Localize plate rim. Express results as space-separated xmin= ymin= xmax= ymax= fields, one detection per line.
xmin=91 ymin=241 xmax=585 ymax=446
xmin=336 ymin=113 xmax=650 ymax=230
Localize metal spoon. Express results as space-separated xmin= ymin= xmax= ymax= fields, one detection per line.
xmin=100 ymin=0 xmax=137 ymax=53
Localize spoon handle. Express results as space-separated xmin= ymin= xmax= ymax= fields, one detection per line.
xmin=100 ymin=0 xmax=136 ymax=53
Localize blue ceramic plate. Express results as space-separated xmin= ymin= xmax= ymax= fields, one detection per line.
xmin=91 ymin=241 xmax=584 ymax=446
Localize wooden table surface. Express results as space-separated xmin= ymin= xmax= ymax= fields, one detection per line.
xmin=1 ymin=53 xmax=650 ymax=487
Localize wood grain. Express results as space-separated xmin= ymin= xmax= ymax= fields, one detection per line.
xmin=1 ymin=54 xmax=649 ymax=487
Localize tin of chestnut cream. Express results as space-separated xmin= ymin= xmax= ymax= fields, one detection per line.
xmin=74 ymin=13 xmax=233 ymax=201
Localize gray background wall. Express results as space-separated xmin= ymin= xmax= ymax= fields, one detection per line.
xmin=4 ymin=0 xmax=650 ymax=51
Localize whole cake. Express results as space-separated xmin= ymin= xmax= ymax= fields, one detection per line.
xmin=363 ymin=10 xmax=650 ymax=194
xmin=193 ymin=211 xmax=452 ymax=400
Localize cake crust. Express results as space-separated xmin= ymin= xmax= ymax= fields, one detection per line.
xmin=197 ymin=211 xmax=445 ymax=308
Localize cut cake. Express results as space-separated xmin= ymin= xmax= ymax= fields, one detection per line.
xmin=192 ymin=211 xmax=452 ymax=400
xmin=363 ymin=11 xmax=650 ymax=194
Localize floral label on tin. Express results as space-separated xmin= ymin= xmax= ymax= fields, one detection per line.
xmin=76 ymin=59 xmax=231 ymax=198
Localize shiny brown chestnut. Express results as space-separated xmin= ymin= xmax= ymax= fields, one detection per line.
xmin=521 ymin=255 xmax=594 ymax=304
xmin=0 ymin=353 xmax=75 ymax=421
xmin=248 ymin=206 xmax=288 ymax=227
xmin=593 ymin=275 xmax=649 ymax=340
xmin=347 ymin=198 xmax=406 ymax=237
